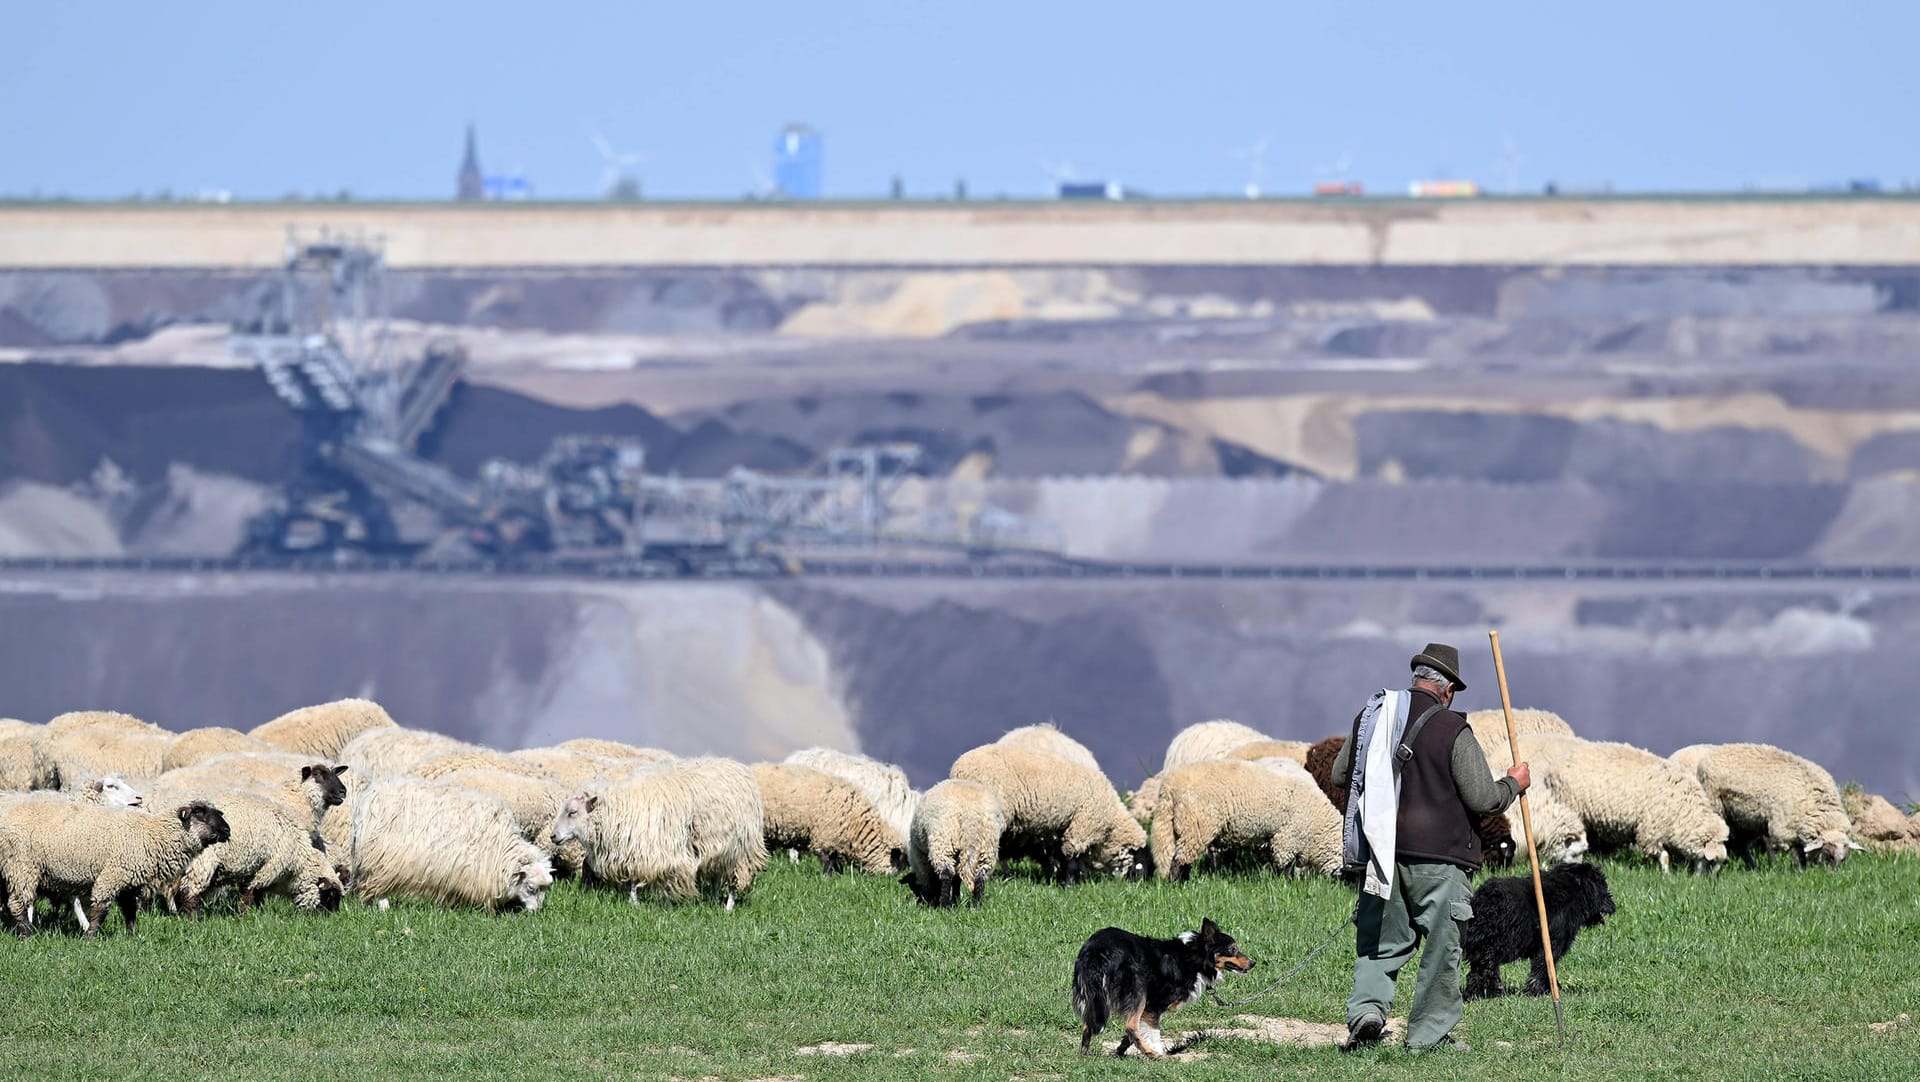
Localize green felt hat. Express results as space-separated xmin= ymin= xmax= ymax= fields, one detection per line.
xmin=1410 ymin=642 xmax=1466 ymax=691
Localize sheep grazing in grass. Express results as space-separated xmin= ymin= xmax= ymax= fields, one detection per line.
xmin=339 ymin=727 xmax=474 ymax=780
xmin=250 ymin=698 xmax=397 ymax=761
xmin=1162 ymin=719 xmax=1269 ymax=774
xmin=784 ymin=747 xmax=919 ymax=845
xmin=1126 ymin=774 xmax=1163 ymax=828
xmin=1469 ymin=708 xmax=1576 ymax=766
xmin=549 ymin=757 xmax=767 ymax=909
xmin=0 ymin=799 xmax=229 ymax=936
xmin=49 ymin=727 xmax=170 ymax=790
xmin=1671 ymin=742 xmax=1857 ymax=868
xmin=0 ymin=721 xmax=58 ymax=791
xmin=1150 ymin=759 xmax=1342 ymax=881
xmin=408 ymin=749 xmax=554 ymax=782
xmin=430 ymin=766 xmax=581 ymax=876
xmin=904 ymin=779 xmax=1005 ymax=907
xmin=1225 ymin=740 xmax=1311 ymax=768
xmin=752 ymin=763 xmax=903 ymax=876
xmin=1504 ymin=789 xmax=1591 ymax=865
xmin=1843 ymin=789 xmax=1920 ymax=856
xmin=509 ymin=747 xmax=627 ymax=791
xmin=160 ymin=788 xmax=343 ymax=916
xmin=996 ymin=723 xmax=1102 ymax=772
xmin=554 ymin=738 xmax=675 ymax=764
xmin=45 ymin=710 xmax=166 ymax=737
xmin=350 ymin=778 xmax=554 ymax=913
xmin=949 ymin=744 xmax=1145 ymax=883
xmin=1525 ymin=735 xmax=1728 ymax=873
xmin=163 ymin=727 xmax=275 ymax=772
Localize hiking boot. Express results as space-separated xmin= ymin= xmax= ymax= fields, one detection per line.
xmin=1409 ymin=1034 xmax=1471 ymax=1053
xmin=1339 ymin=1013 xmax=1386 ymax=1052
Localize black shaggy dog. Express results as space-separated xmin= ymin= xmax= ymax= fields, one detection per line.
xmin=1072 ymin=917 xmax=1253 ymax=1057
xmin=1462 ymin=861 xmax=1616 ymax=1000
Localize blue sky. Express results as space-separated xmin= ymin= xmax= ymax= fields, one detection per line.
xmin=3 ymin=1 xmax=1914 ymax=200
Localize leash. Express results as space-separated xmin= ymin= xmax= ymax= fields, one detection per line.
xmin=1206 ymin=910 xmax=1356 ymax=1008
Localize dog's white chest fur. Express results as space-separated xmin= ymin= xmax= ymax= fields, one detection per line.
xmin=1182 ymin=972 xmax=1213 ymax=1007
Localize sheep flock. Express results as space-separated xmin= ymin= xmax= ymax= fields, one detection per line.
xmin=0 ymin=702 xmax=1913 ymax=937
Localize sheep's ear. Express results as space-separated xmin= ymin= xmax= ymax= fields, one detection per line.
xmin=85 ymin=779 xmax=104 ymax=796
xmin=1847 ymin=841 xmax=1865 ymax=852
xmin=301 ymin=766 xmax=315 ymax=781
xmin=1803 ymin=838 xmax=1823 ymax=853
xmin=333 ymin=764 xmax=348 ymax=776
xmin=584 ymin=794 xmax=600 ymax=812
xmin=176 ymin=805 xmax=194 ymax=824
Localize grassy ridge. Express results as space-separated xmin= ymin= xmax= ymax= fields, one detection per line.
xmin=2 ymin=855 xmax=1916 ymax=1081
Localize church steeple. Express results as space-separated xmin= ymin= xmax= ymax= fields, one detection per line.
xmin=457 ymin=124 xmax=484 ymax=201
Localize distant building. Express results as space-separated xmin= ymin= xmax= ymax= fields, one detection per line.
xmin=457 ymin=125 xmax=484 ymax=201
xmin=1057 ymin=180 xmax=1126 ymax=201
xmin=774 ymin=124 xmax=823 ymax=199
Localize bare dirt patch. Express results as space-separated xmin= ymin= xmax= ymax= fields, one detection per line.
xmin=793 ymin=1042 xmax=871 ymax=1056
xmin=1208 ymin=1014 xmax=1404 ymax=1049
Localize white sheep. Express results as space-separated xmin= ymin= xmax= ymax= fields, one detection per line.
xmin=338 ymin=727 xmax=475 ymax=779
xmin=905 ymin=779 xmax=1005 ymax=907
xmin=162 ymin=727 xmax=276 ymax=772
xmin=149 ymin=787 xmax=344 ymax=915
xmin=45 ymin=710 xmax=167 ymax=737
xmin=1504 ymin=789 xmax=1590 ymax=865
xmin=752 ymin=762 xmax=903 ymax=876
xmin=0 ymin=720 xmax=57 ymax=791
xmin=408 ymin=749 xmax=556 ymax=782
xmin=996 ymin=723 xmax=1102 ymax=772
xmin=784 ymin=746 xmax=919 ymax=845
xmin=548 ymin=757 xmax=767 ymax=909
xmin=1672 ymin=742 xmax=1858 ymax=868
xmin=250 ymin=698 xmax=398 ymax=760
xmin=509 ymin=747 xmax=628 ymax=790
xmin=429 ymin=766 xmax=582 ymax=877
xmin=349 ymin=777 xmax=554 ymax=913
xmin=1225 ymin=740 xmax=1312 ymax=767
xmin=1126 ymin=774 xmax=1163 ymax=828
xmin=949 ymin=744 xmax=1146 ymax=882
xmin=157 ymin=752 xmax=349 ymax=831
xmin=1468 ymin=708 xmax=1576 ymax=764
xmin=554 ymin=737 xmax=676 ymax=763
xmin=0 ymin=799 xmax=230 ymax=935
xmin=1150 ymin=759 xmax=1342 ymax=880
xmin=0 ymin=775 xmax=147 ymax=930
xmin=49 ymin=727 xmax=170 ymax=789
xmin=1162 ymin=719 xmax=1269 ymax=773
xmin=1843 ymin=789 xmax=1920 ymax=856
xmin=1524 ymin=735 xmax=1729 ymax=873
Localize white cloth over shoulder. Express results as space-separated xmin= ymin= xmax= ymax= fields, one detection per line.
xmin=1341 ymin=688 xmax=1409 ymax=899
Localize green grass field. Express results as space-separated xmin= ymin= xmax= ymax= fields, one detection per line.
xmin=3 ymin=854 xmax=1916 ymax=1081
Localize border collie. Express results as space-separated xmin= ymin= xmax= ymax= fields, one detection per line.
xmin=1072 ymin=917 xmax=1253 ymax=1057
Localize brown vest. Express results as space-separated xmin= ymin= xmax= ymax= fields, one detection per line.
xmin=1393 ymin=687 xmax=1484 ymax=871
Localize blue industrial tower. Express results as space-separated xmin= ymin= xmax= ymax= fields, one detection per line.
xmin=774 ymin=124 xmax=823 ymax=199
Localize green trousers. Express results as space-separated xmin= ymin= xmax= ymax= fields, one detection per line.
xmin=1345 ymin=859 xmax=1473 ymax=1050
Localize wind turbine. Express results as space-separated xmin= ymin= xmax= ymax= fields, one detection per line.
xmin=1227 ymin=135 xmax=1270 ymax=199
xmin=1038 ymin=157 xmax=1078 ymax=197
xmin=587 ymin=126 xmax=646 ymax=198
xmin=1314 ymin=148 xmax=1356 ymax=182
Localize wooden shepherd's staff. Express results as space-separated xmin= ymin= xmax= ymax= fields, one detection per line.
xmin=1488 ymin=630 xmax=1568 ymax=1045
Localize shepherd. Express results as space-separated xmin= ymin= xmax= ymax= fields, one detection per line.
xmin=1330 ymin=642 xmax=1531 ymax=1053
